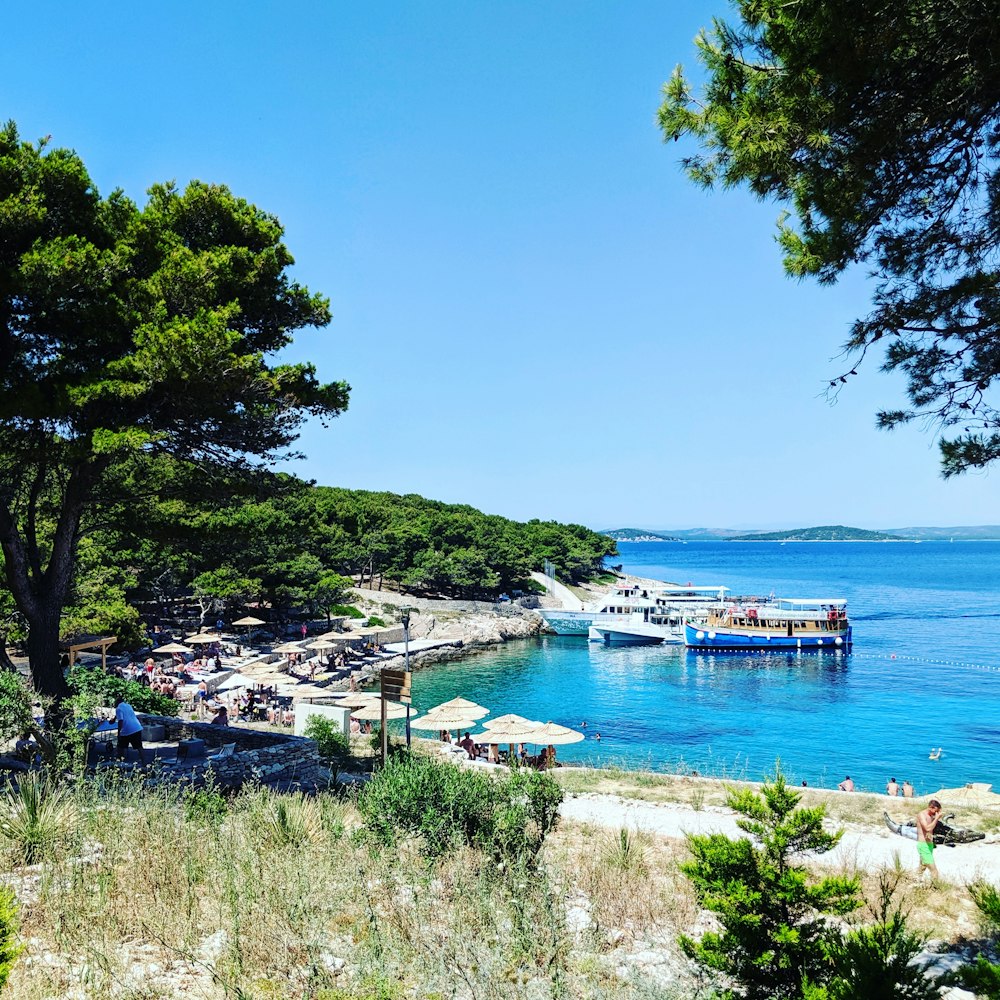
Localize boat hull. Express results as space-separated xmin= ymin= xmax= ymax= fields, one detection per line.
xmin=684 ymin=621 xmax=852 ymax=651
xmin=588 ymin=622 xmax=682 ymax=646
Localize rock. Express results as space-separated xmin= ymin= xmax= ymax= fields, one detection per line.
xmin=197 ymin=928 xmax=229 ymax=963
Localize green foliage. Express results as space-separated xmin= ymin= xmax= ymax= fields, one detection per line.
xmin=182 ymin=778 xmax=228 ymax=826
xmin=303 ymin=716 xmax=352 ymax=765
xmin=68 ymin=666 xmax=178 ymax=716
xmin=0 ymin=772 xmax=77 ymax=864
xmin=680 ymin=766 xmax=860 ymax=999
xmin=824 ymin=871 xmax=942 ymax=999
xmin=659 ymin=3 xmax=1000 ymax=475
xmin=0 ymin=886 xmax=21 ymax=990
xmin=0 ymin=120 xmax=348 ymax=698
xmin=358 ymin=754 xmax=563 ymax=865
xmin=0 ymin=671 xmax=41 ymax=746
xmin=945 ymin=880 xmax=1000 ymax=998
xmin=365 ymin=616 xmax=386 ymax=628
xmin=330 ymin=604 xmax=365 ymax=620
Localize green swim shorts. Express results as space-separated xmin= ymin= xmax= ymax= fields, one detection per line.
xmin=917 ymin=841 xmax=935 ymax=865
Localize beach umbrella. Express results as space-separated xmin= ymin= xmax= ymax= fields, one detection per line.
xmin=350 ymin=701 xmax=407 ymax=721
xmin=216 ymin=673 xmax=252 ymax=692
xmin=334 ymin=692 xmax=378 ymax=709
xmin=471 ymin=719 xmax=541 ymax=744
xmin=233 ymin=616 xmax=266 ymax=627
xmin=273 ymin=642 xmax=307 ymax=654
xmin=185 ymin=633 xmax=219 ymax=645
xmin=426 ymin=697 xmax=489 ymax=720
xmin=484 ymin=713 xmax=532 ymax=729
xmin=410 ymin=712 xmax=481 ymax=741
xmin=930 ymin=784 xmax=1000 ymax=807
xmin=152 ymin=642 xmax=192 ymax=654
xmin=305 ymin=639 xmax=337 ymax=651
xmin=524 ymin=722 xmax=585 ymax=746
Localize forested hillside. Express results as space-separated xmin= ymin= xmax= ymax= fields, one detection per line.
xmin=0 ymin=477 xmax=616 ymax=655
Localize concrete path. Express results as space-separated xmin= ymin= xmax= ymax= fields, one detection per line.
xmin=530 ymin=571 xmax=587 ymax=610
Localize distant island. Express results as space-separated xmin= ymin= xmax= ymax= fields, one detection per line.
xmin=604 ymin=528 xmax=680 ymax=542
xmin=727 ymin=525 xmax=901 ymax=542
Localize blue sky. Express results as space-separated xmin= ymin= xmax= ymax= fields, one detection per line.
xmin=5 ymin=1 xmax=997 ymax=529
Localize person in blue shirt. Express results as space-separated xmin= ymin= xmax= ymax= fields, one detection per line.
xmin=114 ymin=697 xmax=144 ymax=761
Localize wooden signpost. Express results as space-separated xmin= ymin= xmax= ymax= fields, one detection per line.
xmin=379 ymin=667 xmax=412 ymax=765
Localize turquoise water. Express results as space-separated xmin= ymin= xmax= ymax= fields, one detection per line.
xmin=404 ymin=542 xmax=1000 ymax=795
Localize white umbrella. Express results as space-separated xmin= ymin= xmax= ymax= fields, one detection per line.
xmin=410 ymin=712 xmax=481 ymax=732
xmin=484 ymin=713 xmax=532 ymax=729
xmin=216 ymin=673 xmax=252 ymax=692
xmin=470 ymin=719 xmax=541 ymax=744
xmin=273 ymin=642 xmax=307 ymax=654
xmin=351 ymin=701 xmax=407 ymax=721
xmin=152 ymin=642 xmax=192 ymax=654
xmin=524 ymin=722 xmax=585 ymax=746
xmin=334 ymin=692 xmax=378 ymax=709
xmin=426 ymin=697 xmax=489 ymax=720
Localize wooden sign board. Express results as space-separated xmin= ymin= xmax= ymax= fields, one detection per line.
xmin=381 ymin=668 xmax=412 ymax=705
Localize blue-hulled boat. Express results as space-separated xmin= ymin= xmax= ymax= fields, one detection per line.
xmin=684 ymin=597 xmax=852 ymax=651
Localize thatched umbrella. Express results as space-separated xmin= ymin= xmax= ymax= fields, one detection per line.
xmin=524 ymin=722 xmax=585 ymax=746
xmin=152 ymin=642 xmax=192 ymax=654
xmin=426 ymin=697 xmax=489 ymax=720
xmin=351 ymin=701 xmax=407 ymax=721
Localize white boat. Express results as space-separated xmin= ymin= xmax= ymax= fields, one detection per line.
xmin=539 ymin=582 xmax=726 ymax=636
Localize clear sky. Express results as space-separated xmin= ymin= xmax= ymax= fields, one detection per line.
xmin=4 ymin=1 xmax=997 ymax=530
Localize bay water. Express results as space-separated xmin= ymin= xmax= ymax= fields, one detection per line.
xmin=407 ymin=541 xmax=1000 ymax=795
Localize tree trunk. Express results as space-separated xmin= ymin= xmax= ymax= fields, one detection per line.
xmin=24 ymin=603 xmax=69 ymax=700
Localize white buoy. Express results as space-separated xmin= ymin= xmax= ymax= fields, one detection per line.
xmin=817 ymin=638 xmax=824 ymax=645
xmin=707 ymin=631 xmax=716 ymax=639
xmin=696 ymin=631 xmax=705 ymax=640
xmin=834 ymin=637 xmax=843 ymax=646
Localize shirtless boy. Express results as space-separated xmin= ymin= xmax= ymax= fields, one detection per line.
xmin=916 ymin=799 xmax=943 ymax=880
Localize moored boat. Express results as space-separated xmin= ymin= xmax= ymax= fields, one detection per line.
xmin=684 ymin=598 xmax=852 ymax=651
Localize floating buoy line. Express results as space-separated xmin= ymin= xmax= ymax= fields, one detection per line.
xmin=686 ymin=648 xmax=1000 ymax=674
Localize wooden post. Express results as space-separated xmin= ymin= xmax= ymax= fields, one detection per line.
xmin=380 ymin=689 xmax=388 ymax=767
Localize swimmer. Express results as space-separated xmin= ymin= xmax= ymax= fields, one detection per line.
xmin=929 ymin=747 xmax=943 ymax=760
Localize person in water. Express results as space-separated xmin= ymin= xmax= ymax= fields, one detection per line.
xmin=886 ymin=777 xmax=899 ymax=796
xmin=838 ymin=775 xmax=855 ymax=792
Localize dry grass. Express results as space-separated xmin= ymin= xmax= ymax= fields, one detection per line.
xmin=1 ymin=775 xmax=702 ymax=1000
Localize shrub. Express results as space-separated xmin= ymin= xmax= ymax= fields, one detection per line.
xmin=366 ymin=616 xmax=386 ymax=628
xmin=943 ymin=880 xmax=1000 ymax=998
xmin=680 ymin=765 xmax=860 ymax=999
xmin=0 ymin=886 xmax=21 ymax=989
xmin=823 ymin=870 xmax=943 ymax=999
xmin=0 ymin=772 xmax=77 ymax=865
xmin=68 ymin=666 xmax=178 ymax=716
xmin=304 ymin=716 xmax=352 ymax=765
xmin=330 ymin=604 xmax=365 ymax=619
xmin=358 ymin=754 xmax=563 ymax=864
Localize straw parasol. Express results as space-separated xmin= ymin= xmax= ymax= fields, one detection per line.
xmin=484 ymin=713 xmax=532 ymax=729
xmin=351 ymin=701 xmax=408 ymax=721
xmin=273 ymin=642 xmax=307 ymax=654
xmin=525 ymin=722 xmax=585 ymax=746
xmin=233 ymin=616 xmax=266 ymax=627
xmin=305 ymin=639 xmax=337 ymax=651
xmin=426 ymin=697 xmax=489 ymax=720
xmin=410 ymin=712 xmax=482 ymax=739
xmin=216 ymin=673 xmax=252 ymax=692
xmin=152 ymin=642 xmax=192 ymax=654
xmin=185 ymin=633 xmax=219 ymax=645
xmin=333 ymin=692 xmax=379 ymax=709
xmin=470 ymin=718 xmax=540 ymax=744
xmin=930 ymin=783 xmax=1000 ymax=807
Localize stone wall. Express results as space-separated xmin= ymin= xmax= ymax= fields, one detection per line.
xmin=138 ymin=714 xmax=324 ymax=790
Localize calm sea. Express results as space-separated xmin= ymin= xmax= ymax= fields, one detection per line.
xmin=406 ymin=541 xmax=1000 ymax=795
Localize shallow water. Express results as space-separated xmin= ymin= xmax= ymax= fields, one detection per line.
xmin=405 ymin=541 xmax=1000 ymax=795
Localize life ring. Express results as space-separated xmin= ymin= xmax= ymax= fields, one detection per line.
xmin=827 ymin=610 xmax=837 ymax=622
xmin=747 ymin=608 xmax=758 ymax=619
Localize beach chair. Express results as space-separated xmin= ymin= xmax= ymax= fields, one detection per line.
xmin=208 ymin=743 xmax=237 ymax=760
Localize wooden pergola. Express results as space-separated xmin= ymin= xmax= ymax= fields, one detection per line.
xmin=63 ymin=636 xmax=118 ymax=670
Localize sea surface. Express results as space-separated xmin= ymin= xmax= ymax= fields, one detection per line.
xmin=405 ymin=541 xmax=1000 ymax=795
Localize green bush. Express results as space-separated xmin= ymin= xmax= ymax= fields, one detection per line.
xmin=944 ymin=880 xmax=1000 ymax=998
xmin=680 ymin=765 xmax=860 ymax=999
xmin=358 ymin=754 xmax=563 ymax=864
xmin=330 ymin=604 xmax=365 ymax=620
xmin=366 ymin=615 xmax=386 ymax=628
xmin=0 ymin=886 xmax=22 ymax=989
xmin=0 ymin=773 xmax=77 ymax=865
xmin=304 ymin=716 xmax=352 ymax=765
xmin=68 ymin=666 xmax=178 ymax=716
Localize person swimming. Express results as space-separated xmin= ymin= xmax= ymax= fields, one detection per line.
xmin=929 ymin=747 xmax=943 ymax=760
